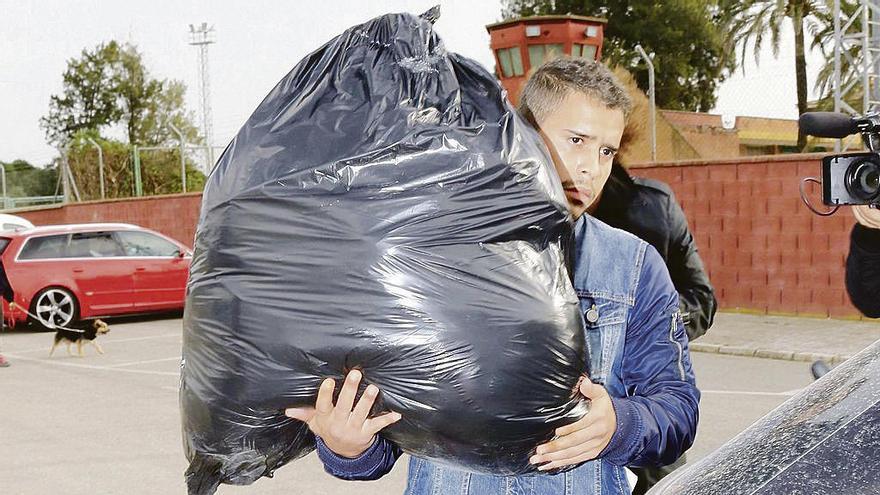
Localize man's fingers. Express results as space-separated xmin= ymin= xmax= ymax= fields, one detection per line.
xmin=315 ymin=378 xmax=336 ymax=414
xmin=536 ymin=452 xmax=594 ymax=471
xmin=333 ymin=370 xmax=363 ymax=418
xmin=554 ymin=415 xmax=590 ymax=437
xmin=285 ymin=407 xmax=316 ymax=423
xmin=854 ymin=205 xmax=880 ymax=229
xmin=350 ymin=384 xmax=379 ymax=425
xmin=364 ymin=411 xmax=402 ymax=435
xmin=579 ymin=379 xmax=604 ymax=400
xmin=531 ymin=433 xmax=602 ymax=465
xmin=534 ymin=428 xmax=594 ymax=457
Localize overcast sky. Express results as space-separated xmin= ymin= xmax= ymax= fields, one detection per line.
xmin=1 ymin=0 xmax=826 ymax=166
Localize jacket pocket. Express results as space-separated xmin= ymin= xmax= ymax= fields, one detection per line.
xmin=577 ymin=295 xmax=625 ymax=329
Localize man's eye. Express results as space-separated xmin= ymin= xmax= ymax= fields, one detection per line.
xmin=600 ymin=147 xmax=616 ymax=157
xmin=570 ymin=137 xmax=583 ymax=145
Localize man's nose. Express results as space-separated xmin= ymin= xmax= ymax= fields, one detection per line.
xmin=576 ymin=153 xmax=599 ymax=177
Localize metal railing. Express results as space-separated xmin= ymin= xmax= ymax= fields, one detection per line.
xmin=1 ymin=195 xmax=65 ymax=210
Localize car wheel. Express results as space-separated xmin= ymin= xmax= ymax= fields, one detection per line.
xmin=31 ymin=287 xmax=79 ymax=330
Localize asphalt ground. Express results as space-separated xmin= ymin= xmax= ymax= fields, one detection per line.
xmin=1 ymin=316 xmax=816 ymax=495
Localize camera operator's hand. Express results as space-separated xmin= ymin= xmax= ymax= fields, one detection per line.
xmin=853 ymin=205 xmax=880 ymax=230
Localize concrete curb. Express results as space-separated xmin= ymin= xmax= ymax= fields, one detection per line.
xmin=690 ymin=343 xmax=850 ymax=364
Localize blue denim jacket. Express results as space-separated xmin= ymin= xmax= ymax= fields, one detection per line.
xmin=316 ymin=215 xmax=700 ymax=494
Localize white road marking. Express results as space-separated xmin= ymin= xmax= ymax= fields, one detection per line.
xmin=701 ymin=388 xmax=803 ymax=397
xmin=4 ymin=332 xmax=182 ymax=355
xmin=6 ymin=353 xmax=180 ymax=376
xmin=107 ymin=356 xmax=181 ymax=368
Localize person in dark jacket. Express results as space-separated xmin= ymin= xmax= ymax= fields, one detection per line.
xmin=592 ymin=163 xmax=717 ymax=341
xmin=0 ymin=261 xmax=14 ymax=367
xmin=846 ymin=205 xmax=880 ymax=318
xmin=591 ymin=163 xmax=714 ymax=493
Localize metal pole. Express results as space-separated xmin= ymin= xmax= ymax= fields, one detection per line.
xmin=864 ymin=1 xmax=871 ymax=114
xmin=132 ymin=146 xmax=143 ymax=197
xmin=59 ymin=147 xmax=71 ymax=203
xmin=0 ymin=164 xmax=7 ymax=210
xmin=835 ymin=0 xmax=843 ymax=152
xmin=168 ymin=123 xmax=187 ymax=193
xmin=53 ymin=157 xmax=62 ymax=199
xmin=634 ymin=44 xmax=656 ymax=161
xmin=873 ymin=1 xmax=880 ymax=106
xmin=66 ymin=162 xmax=81 ymax=202
xmin=86 ymin=137 xmax=105 ymax=199
xmin=189 ymin=23 xmax=216 ymax=174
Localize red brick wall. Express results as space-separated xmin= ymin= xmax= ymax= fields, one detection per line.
xmin=13 ymin=193 xmax=202 ymax=249
xmin=9 ymin=154 xmax=866 ymax=318
xmin=631 ymin=153 xmax=862 ymax=319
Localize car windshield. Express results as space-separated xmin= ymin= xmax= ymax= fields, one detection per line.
xmin=649 ymin=339 xmax=880 ymax=495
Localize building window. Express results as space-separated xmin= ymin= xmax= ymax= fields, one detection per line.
xmin=496 ymin=47 xmax=525 ymax=78
xmin=572 ymin=43 xmax=598 ymax=60
xmin=528 ymin=43 xmax=564 ymax=68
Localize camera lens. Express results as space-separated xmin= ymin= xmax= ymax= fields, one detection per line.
xmin=845 ymin=160 xmax=880 ymax=201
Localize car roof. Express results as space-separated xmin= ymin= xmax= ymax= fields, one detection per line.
xmin=0 ymin=213 xmax=35 ymax=227
xmin=2 ymin=223 xmax=143 ymax=238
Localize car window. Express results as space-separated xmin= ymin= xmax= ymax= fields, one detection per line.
xmin=0 ymin=237 xmax=9 ymax=255
xmin=67 ymin=232 xmax=125 ymax=258
xmin=18 ymin=234 xmax=69 ymax=260
xmin=116 ymin=231 xmax=180 ymax=257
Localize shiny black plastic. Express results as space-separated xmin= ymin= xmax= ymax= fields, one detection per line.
xmin=180 ymin=8 xmax=588 ymax=494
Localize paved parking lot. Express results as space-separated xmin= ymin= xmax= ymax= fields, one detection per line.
xmin=1 ymin=316 xmax=813 ymax=494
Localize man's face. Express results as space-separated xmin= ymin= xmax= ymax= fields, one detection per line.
xmin=535 ymin=92 xmax=625 ymax=219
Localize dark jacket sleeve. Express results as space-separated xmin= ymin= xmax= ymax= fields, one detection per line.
xmin=315 ymin=435 xmax=403 ymax=481
xmin=599 ymin=246 xmax=700 ymax=468
xmin=0 ymin=261 xmax=13 ymax=302
xmin=846 ymin=223 xmax=880 ymax=318
xmin=663 ymin=192 xmax=717 ymax=341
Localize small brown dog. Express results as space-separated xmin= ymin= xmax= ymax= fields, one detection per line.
xmin=48 ymin=319 xmax=111 ymax=357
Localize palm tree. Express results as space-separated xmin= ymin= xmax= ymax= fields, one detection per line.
xmin=723 ymin=0 xmax=832 ymax=149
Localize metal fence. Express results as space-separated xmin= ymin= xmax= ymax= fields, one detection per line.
xmin=1 ymin=195 xmax=65 ymax=210
xmin=62 ymin=143 xmax=225 ymax=203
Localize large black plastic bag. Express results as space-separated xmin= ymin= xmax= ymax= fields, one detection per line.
xmin=181 ymin=8 xmax=588 ymax=494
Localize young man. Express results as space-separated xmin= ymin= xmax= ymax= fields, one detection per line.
xmin=592 ymin=162 xmax=717 ymax=342
xmin=286 ymin=58 xmax=699 ymax=494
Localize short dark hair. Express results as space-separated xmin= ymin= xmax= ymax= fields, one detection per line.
xmin=518 ymin=57 xmax=632 ymax=127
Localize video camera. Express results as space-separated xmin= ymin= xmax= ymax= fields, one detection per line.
xmin=799 ymin=112 xmax=880 ymax=206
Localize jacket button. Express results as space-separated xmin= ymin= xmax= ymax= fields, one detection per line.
xmin=585 ymin=304 xmax=599 ymax=323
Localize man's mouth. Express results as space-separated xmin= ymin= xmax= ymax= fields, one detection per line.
xmin=563 ymin=185 xmax=592 ymax=204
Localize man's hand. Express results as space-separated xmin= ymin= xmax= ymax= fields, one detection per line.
xmin=529 ymin=378 xmax=617 ymax=471
xmin=853 ymin=205 xmax=880 ymax=230
xmin=285 ymin=370 xmax=401 ymax=458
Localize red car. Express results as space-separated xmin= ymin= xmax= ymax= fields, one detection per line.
xmin=0 ymin=223 xmax=192 ymax=329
